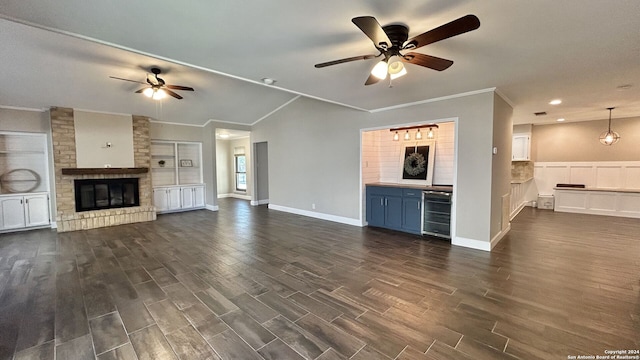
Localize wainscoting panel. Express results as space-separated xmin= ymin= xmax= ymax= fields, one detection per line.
xmin=534 ymin=161 xmax=640 ymax=195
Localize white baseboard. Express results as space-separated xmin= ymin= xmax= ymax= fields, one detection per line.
xmin=218 ymin=193 xmax=251 ymax=201
xmin=250 ymin=199 xmax=269 ymax=206
xmin=451 ymin=236 xmax=492 ymax=252
xmin=205 ymin=204 xmax=219 ymax=211
xmin=490 ymin=223 xmax=511 ymax=249
xmin=268 ymin=204 xmax=362 ymax=227
xmin=509 ymin=202 xmax=526 ymax=220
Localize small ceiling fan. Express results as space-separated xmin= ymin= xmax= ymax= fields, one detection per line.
xmin=315 ymin=15 xmax=480 ymax=85
xmin=109 ymin=67 xmax=194 ymax=100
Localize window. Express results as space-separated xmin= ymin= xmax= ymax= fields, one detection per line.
xmin=235 ymin=154 xmax=246 ymax=191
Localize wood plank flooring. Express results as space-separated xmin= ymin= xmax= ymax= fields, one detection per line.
xmin=1 ymin=198 xmax=639 ymax=359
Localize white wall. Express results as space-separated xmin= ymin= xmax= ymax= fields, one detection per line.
xmin=366 ymin=122 xmax=455 ymax=185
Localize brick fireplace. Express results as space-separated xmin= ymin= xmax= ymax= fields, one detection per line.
xmin=50 ymin=107 xmax=155 ymax=232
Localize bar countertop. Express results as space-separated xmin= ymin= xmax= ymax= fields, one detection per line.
xmin=366 ymin=182 xmax=453 ymax=192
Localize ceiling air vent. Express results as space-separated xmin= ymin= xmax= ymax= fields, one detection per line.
xmin=534 ymin=111 xmax=547 ymax=116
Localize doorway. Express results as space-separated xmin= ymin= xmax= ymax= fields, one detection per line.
xmin=215 ymin=129 xmax=252 ymax=206
xmin=253 ymin=141 xmax=269 ymax=205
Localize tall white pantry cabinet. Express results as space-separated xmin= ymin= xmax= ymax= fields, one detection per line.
xmin=151 ymin=141 xmax=205 ymax=213
xmin=0 ymin=132 xmax=51 ymax=232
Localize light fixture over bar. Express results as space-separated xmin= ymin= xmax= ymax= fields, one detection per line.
xmin=389 ymin=124 xmax=439 ymax=132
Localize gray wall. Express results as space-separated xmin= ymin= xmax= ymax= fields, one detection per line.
xmin=252 ymin=91 xmax=507 ymax=246
xmin=254 ymin=141 xmax=269 ymax=202
xmin=532 ymin=116 xmax=640 ymax=162
xmin=251 ymin=96 xmax=369 ymax=218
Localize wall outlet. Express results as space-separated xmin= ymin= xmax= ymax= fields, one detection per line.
xmin=312 ymin=203 xmax=316 ymax=210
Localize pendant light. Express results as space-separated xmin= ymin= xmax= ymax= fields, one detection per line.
xmin=392 ymin=131 xmax=399 ymax=141
xmin=599 ymin=107 xmax=620 ymax=146
xmin=404 ymin=130 xmax=411 ymax=141
xmin=371 ymin=60 xmax=389 ymax=80
xmin=415 ymin=129 xmax=422 ymax=140
xmin=427 ymin=127 xmax=435 ymax=139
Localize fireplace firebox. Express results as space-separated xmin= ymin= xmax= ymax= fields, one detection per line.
xmin=74 ymin=178 xmax=139 ymax=212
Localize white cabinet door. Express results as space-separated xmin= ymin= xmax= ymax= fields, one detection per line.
xmin=167 ymin=188 xmax=181 ymax=210
xmin=24 ymin=194 xmax=50 ymax=227
xmin=193 ymin=186 xmax=205 ymax=208
xmin=181 ymin=187 xmax=194 ymax=209
xmin=153 ymin=189 xmax=169 ymax=212
xmin=512 ymin=135 xmax=530 ymax=161
xmin=0 ymin=196 xmax=26 ymax=230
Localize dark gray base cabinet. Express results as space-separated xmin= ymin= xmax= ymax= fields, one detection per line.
xmin=366 ymin=186 xmax=422 ymax=235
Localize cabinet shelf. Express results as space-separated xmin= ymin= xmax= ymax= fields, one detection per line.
xmin=0 ymin=150 xmax=45 ymax=154
xmin=151 ymin=140 xmax=202 ymax=187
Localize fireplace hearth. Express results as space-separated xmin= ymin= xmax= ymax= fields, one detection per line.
xmin=74 ymin=178 xmax=140 ymax=212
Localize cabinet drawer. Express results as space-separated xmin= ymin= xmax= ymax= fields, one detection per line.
xmin=366 ymin=186 xmax=403 ymax=197
xmin=402 ymin=189 xmax=422 ymax=198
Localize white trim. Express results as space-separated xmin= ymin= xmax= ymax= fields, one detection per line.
xmin=74 ymin=108 xmax=135 ymax=118
xmin=451 ymin=236 xmax=492 ymax=252
xmin=494 ymin=88 xmax=515 ymax=108
xmin=268 ymin=204 xmax=362 ymax=227
xmin=204 ymin=118 xmax=254 ymax=127
xmin=510 ymin=201 xmax=526 ymax=220
xmin=250 ymin=199 xmax=269 ymax=206
xmin=0 ymin=105 xmax=46 ymax=112
xmin=490 ymin=223 xmax=511 ymax=249
xmin=252 ymin=96 xmax=301 ymax=125
xmin=205 ymin=204 xmax=219 ymax=211
xmin=50 ymin=221 xmax=57 ymax=229
xmin=370 ymin=88 xmax=497 ymax=113
xmin=150 ymin=119 xmax=208 ymax=127
xmin=218 ymin=193 xmax=251 ymax=200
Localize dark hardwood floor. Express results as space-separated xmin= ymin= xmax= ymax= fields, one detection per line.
xmin=1 ymin=198 xmax=638 ymax=360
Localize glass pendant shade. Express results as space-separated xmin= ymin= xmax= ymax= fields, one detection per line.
xmin=371 ymin=61 xmax=388 ymax=80
xmin=393 ymin=131 xmax=399 ymax=141
xmin=404 ymin=130 xmax=410 ymax=141
xmin=427 ymin=127 xmax=435 ymax=139
xmin=388 ymin=60 xmax=407 ymax=80
xmin=143 ymin=87 xmax=166 ymax=100
xmin=599 ymin=107 xmax=620 ymax=145
xmin=415 ymin=129 xmax=422 ymax=140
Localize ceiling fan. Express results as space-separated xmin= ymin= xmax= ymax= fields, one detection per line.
xmin=315 ymin=15 xmax=480 ymax=85
xmin=109 ymin=67 xmax=194 ymax=100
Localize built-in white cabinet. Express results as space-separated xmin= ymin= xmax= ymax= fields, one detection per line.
xmin=151 ymin=140 xmax=205 ymax=214
xmin=153 ymin=185 xmax=205 ymax=213
xmin=0 ymin=132 xmax=51 ymax=232
xmin=0 ymin=193 xmax=50 ymax=231
xmin=512 ymin=134 xmax=531 ymax=161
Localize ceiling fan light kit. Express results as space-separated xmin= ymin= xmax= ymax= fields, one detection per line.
xmin=110 ymin=67 xmax=194 ymax=100
xmin=315 ymin=14 xmax=480 ymax=86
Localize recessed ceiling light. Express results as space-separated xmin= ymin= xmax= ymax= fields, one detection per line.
xmin=557 ymin=118 xmax=565 ymax=122
xmin=261 ymin=78 xmax=276 ymax=85
xmin=549 ymin=99 xmax=562 ymax=105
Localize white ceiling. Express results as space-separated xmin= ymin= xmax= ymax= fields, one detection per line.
xmin=1 ymin=1 xmax=639 ymax=126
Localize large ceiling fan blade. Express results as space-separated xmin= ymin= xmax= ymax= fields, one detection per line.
xmin=315 ymin=55 xmax=377 ymax=68
xmin=165 ymin=84 xmax=195 ymax=91
xmin=405 ymin=14 xmax=480 ymax=50
xmin=163 ymin=88 xmax=183 ymax=100
xmin=364 ymin=73 xmax=381 ymax=86
xmin=109 ymin=76 xmax=146 ymax=85
xmin=352 ymin=16 xmax=392 ymax=50
xmin=402 ymin=52 xmax=454 ymax=71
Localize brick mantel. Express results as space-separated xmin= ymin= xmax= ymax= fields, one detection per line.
xmin=50 ymin=107 xmax=155 ymax=232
